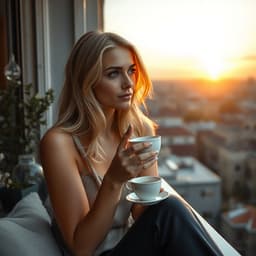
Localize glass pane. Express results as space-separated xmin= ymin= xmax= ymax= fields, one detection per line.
xmin=103 ymin=2 xmax=256 ymax=254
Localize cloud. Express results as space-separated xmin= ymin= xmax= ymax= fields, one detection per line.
xmin=227 ymin=55 xmax=256 ymax=63
xmin=239 ymin=55 xmax=256 ymax=61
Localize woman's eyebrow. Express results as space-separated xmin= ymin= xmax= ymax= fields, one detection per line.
xmin=129 ymin=64 xmax=136 ymax=69
xmin=104 ymin=63 xmax=136 ymax=72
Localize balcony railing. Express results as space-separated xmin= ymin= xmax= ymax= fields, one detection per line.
xmin=162 ymin=179 xmax=241 ymax=256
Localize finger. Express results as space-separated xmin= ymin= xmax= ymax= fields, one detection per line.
xmin=136 ymin=151 xmax=158 ymax=162
xmin=124 ymin=156 xmax=158 ymax=175
xmin=128 ymin=152 xmax=157 ymax=169
xmin=130 ymin=142 xmax=152 ymax=153
xmin=129 ymin=156 xmax=157 ymax=172
xmin=141 ymin=157 xmax=158 ymax=170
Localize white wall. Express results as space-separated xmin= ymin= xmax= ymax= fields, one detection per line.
xmin=34 ymin=0 xmax=103 ymax=131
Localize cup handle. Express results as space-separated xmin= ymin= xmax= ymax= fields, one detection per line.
xmin=126 ymin=181 xmax=132 ymax=191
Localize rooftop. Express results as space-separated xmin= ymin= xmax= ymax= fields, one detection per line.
xmin=158 ymin=126 xmax=194 ymax=136
xmin=168 ymin=144 xmax=197 ymax=157
xmin=149 ymin=107 xmax=182 ymax=118
xmin=223 ymin=205 xmax=256 ymax=231
xmin=159 ymin=156 xmax=220 ymax=185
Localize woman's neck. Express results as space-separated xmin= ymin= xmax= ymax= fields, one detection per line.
xmin=102 ymin=110 xmax=118 ymax=138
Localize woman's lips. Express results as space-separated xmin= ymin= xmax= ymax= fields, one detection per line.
xmin=119 ymin=93 xmax=132 ymax=100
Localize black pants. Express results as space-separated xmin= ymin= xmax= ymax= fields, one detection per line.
xmin=104 ymin=196 xmax=223 ymax=256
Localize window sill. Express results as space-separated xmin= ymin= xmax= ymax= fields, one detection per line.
xmin=161 ymin=179 xmax=241 ymax=256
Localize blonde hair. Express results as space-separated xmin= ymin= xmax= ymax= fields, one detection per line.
xmin=55 ymin=31 xmax=156 ymax=161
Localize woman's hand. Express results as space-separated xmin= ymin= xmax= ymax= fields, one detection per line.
xmin=105 ymin=125 xmax=158 ymax=185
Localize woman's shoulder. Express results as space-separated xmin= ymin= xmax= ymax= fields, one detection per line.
xmin=40 ymin=126 xmax=73 ymax=149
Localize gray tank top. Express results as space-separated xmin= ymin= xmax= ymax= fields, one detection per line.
xmin=72 ymin=135 xmax=133 ymax=256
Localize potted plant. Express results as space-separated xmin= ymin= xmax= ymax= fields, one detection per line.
xmin=0 ymin=55 xmax=54 ymax=212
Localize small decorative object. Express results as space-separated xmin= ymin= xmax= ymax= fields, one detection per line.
xmin=4 ymin=53 xmax=21 ymax=81
xmin=12 ymin=154 xmax=44 ymax=189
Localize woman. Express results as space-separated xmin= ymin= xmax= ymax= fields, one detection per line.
xmin=40 ymin=31 xmax=222 ymax=256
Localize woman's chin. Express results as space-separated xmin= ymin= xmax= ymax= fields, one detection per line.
xmin=116 ymin=102 xmax=131 ymax=111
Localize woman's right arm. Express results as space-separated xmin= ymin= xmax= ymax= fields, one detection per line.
xmin=40 ymin=129 xmax=125 ymax=256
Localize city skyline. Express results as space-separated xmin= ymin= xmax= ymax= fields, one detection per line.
xmin=104 ymin=0 xmax=256 ymax=81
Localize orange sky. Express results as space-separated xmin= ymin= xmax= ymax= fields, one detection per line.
xmin=104 ymin=0 xmax=256 ymax=80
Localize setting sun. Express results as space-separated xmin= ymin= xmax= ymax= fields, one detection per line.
xmin=204 ymin=61 xmax=223 ymax=81
xmin=105 ymin=0 xmax=256 ymax=80
xmin=198 ymin=54 xmax=227 ymax=81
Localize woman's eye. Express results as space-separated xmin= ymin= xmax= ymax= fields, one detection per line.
xmin=107 ymin=70 xmax=119 ymax=78
xmin=128 ymin=67 xmax=136 ymax=76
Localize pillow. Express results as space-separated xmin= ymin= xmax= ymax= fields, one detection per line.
xmin=0 ymin=192 xmax=62 ymax=256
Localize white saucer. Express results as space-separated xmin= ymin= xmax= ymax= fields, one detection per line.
xmin=126 ymin=191 xmax=170 ymax=205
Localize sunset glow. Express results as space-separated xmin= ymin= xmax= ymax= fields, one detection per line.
xmin=104 ymin=0 xmax=256 ymax=80
xmin=197 ymin=53 xmax=227 ymax=81
xmin=202 ymin=59 xmax=225 ymax=81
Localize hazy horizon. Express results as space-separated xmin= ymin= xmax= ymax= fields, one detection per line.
xmin=104 ymin=0 xmax=256 ymax=81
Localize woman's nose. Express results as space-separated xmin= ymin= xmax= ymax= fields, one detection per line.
xmin=121 ymin=73 xmax=133 ymax=89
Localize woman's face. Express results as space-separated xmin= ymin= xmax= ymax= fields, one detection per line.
xmin=93 ymin=46 xmax=136 ymax=112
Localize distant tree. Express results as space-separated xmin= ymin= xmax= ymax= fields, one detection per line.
xmin=183 ymin=110 xmax=203 ymax=122
xmin=183 ymin=110 xmax=218 ymax=122
xmin=232 ymin=181 xmax=251 ymax=202
xmin=219 ymin=100 xmax=240 ymax=114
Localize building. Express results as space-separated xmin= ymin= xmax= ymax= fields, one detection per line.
xmin=148 ymin=105 xmax=197 ymax=157
xmin=158 ymin=155 xmax=221 ymax=225
xmin=198 ymin=120 xmax=256 ymax=201
xmin=158 ymin=126 xmax=197 ymax=157
xmin=244 ymin=154 xmax=256 ymax=204
xmin=221 ymin=205 xmax=256 ymax=256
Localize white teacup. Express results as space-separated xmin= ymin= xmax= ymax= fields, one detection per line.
xmin=129 ymin=135 xmax=161 ymax=153
xmin=126 ymin=176 xmax=162 ymax=201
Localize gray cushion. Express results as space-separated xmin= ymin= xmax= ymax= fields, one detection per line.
xmin=0 ymin=192 xmax=62 ymax=256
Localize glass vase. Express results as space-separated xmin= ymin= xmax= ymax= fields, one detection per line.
xmin=12 ymin=154 xmax=44 ymax=188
